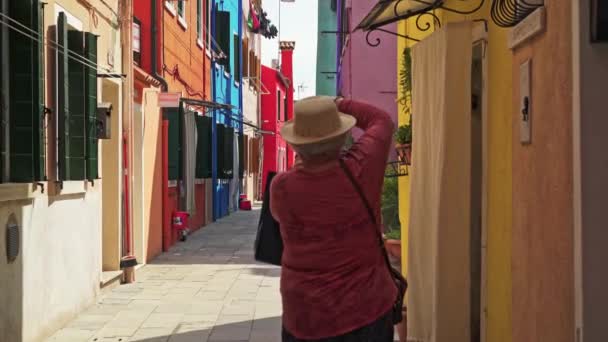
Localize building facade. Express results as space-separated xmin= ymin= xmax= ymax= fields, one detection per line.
xmin=241 ymin=0 xmax=263 ymax=202
xmin=260 ymin=56 xmax=290 ymax=195
xmin=316 ymin=0 xmax=338 ymax=97
xmin=336 ymin=0 xmax=398 ymax=139
xmin=0 ymin=0 xmax=124 ymax=340
xmin=211 ymin=0 xmax=243 ymax=220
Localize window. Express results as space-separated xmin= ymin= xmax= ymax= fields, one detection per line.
xmin=1 ymin=0 xmax=45 ymax=183
xmin=204 ymin=0 xmax=211 ymax=49
xmin=233 ymin=34 xmax=241 ymax=82
xmin=177 ymin=1 xmax=185 ymax=18
xmin=177 ymin=1 xmax=187 ymax=29
xmin=197 ymin=0 xmax=202 ymax=43
xmin=133 ymin=16 xmax=142 ymax=65
xmin=165 ymin=0 xmax=176 ymax=16
xmin=57 ymin=12 xmax=99 ymax=181
xmin=215 ymin=10 xmax=231 ymax=72
xmin=284 ymin=95 xmax=288 ymax=121
xmin=277 ymin=90 xmax=281 ymax=121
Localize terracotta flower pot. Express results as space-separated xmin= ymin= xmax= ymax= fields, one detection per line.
xmin=395 ymin=143 xmax=412 ymax=165
xmin=385 ymin=239 xmax=401 ymax=259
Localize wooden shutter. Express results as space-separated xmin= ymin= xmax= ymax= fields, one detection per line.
xmin=85 ymin=33 xmax=98 ymax=180
xmin=215 ymin=11 xmax=230 ymax=72
xmin=216 ymin=123 xmax=225 ymax=178
xmin=238 ymin=133 xmax=244 ymax=179
xmin=67 ymin=30 xmax=86 ymax=180
xmin=9 ymin=0 xmax=44 ymax=182
xmin=166 ymin=108 xmax=180 ymax=180
xmin=242 ymin=39 xmax=248 ymax=78
xmin=57 ymin=12 xmax=70 ymax=180
xmin=243 ymin=135 xmax=249 ymax=173
xmin=233 ymin=34 xmax=240 ymax=81
xmin=195 ymin=115 xmax=212 ymax=178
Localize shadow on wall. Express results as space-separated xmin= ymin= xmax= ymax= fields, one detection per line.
xmin=92 ymin=316 xmax=283 ymax=342
xmin=0 ymin=204 xmax=25 ymax=341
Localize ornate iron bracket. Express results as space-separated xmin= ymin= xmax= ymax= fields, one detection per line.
xmin=365 ymin=12 xmax=441 ymax=47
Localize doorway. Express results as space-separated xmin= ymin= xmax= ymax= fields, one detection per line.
xmin=470 ymin=41 xmax=486 ymax=342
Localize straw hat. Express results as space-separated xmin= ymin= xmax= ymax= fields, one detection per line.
xmin=281 ymin=96 xmax=356 ymax=145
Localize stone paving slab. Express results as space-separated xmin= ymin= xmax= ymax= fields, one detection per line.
xmin=46 ymin=209 xmax=286 ymax=342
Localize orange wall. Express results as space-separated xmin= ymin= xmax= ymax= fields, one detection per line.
xmin=511 ymin=2 xmax=574 ymax=341
xmin=163 ymin=2 xmax=211 ymax=100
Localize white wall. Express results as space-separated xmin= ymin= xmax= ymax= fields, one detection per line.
xmin=0 ymin=186 xmax=102 ymax=342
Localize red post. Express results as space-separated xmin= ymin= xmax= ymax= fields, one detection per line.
xmin=122 ymin=134 xmax=132 ymax=255
xmin=162 ymin=120 xmax=170 ymax=252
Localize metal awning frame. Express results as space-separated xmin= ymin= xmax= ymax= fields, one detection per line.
xmin=356 ymin=0 xmax=488 ymax=47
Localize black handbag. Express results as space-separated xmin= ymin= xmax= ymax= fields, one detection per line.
xmin=254 ymin=171 xmax=283 ymax=266
xmin=339 ymin=159 xmax=408 ymax=325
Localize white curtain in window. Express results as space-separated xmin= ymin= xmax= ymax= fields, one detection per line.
xmin=407 ymin=21 xmax=473 ymax=342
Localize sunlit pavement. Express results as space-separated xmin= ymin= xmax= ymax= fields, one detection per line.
xmin=47 ymin=208 xmax=283 ymax=342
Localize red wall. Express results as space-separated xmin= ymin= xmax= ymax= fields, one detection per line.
xmin=261 ymin=65 xmax=289 ymax=194
xmin=133 ymin=0 xmax=152 ymax=73
xmin=191 ymin=183 xmax=206 ymax=231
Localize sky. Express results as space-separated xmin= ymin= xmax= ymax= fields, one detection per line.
xmin=261 ymin=0 xmax=318 ymax=99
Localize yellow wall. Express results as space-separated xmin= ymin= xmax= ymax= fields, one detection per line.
xmin=397 ymin=5 xmax=512 ymax=342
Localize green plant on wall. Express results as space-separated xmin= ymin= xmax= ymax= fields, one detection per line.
xmin=381 ymin=173 xmax=401 ymax=235
xmin=399 ymin=47 xmax=412 ymax=112
xmin=395 ymin=124 xmax=412 ymax=145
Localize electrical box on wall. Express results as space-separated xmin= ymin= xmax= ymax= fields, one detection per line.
xmin=519 ymin=59 xmax=532 ymax=144
xmin=591 ymin=0 xmax=608 ymax=42
xmin=97 ymin=103 xmax=112 ymax=139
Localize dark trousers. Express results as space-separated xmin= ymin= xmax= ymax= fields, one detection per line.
xmin=282 ymin=311 xmax=394 ymax=342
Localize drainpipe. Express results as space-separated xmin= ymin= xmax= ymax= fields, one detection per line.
xmin=211 ymin=1 xmax=218 ymax=221
xmin=151 ymin=0 xmax=168 ymax=91
xmin=119 ymin=0 xmax=138 ymax=279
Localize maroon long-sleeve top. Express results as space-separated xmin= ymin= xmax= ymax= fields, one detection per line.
xmin=270 ymin=99 xmax=397 ymax=339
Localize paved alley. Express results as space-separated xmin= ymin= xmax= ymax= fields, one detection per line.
xmin=47 ymin=208 xmax=282 ymax=342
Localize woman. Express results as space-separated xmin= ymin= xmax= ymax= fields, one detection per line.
xmin=270 ymin=96 xmax=397 ymax=341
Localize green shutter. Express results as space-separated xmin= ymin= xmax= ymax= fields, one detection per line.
xmin=215 ymin=11 xmax=230 ymax=72
xmin=85 ymin=33 xmax=98 ymax=180
xmin=195 ymin=115 xmax=212 ymax=179
xmin=223 ymin=126 xmax=233 ymax=179
xmin=238 ymin=133 xmax=244 ymax=179
xmin=67 ymin=31 xmax=86 ymax=180
xmin=57 ymin=12 xmax=70 ymax=180
xmin=166 ymin=108 xmax=180 ymax=180
xmin=216 ymin=123 xmax=225 ymax=179
xmin=8 ymin=0 xmax=44 ymax=182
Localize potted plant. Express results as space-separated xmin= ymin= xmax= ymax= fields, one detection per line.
xmin=383 ymin=228 xmax=401 ymax=259
xmin=395 ymin=124 xmax=412 ymax=165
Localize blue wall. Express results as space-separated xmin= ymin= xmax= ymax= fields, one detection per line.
xmin=212 ymin=0 xmax=242 ymax=221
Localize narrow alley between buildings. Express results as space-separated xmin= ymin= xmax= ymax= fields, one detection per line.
xmin=47 ymin=208 xmax=283 ymax=342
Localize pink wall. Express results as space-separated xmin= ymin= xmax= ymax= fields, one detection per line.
xmin=339 ymin=1 xmax=397 ymax=149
